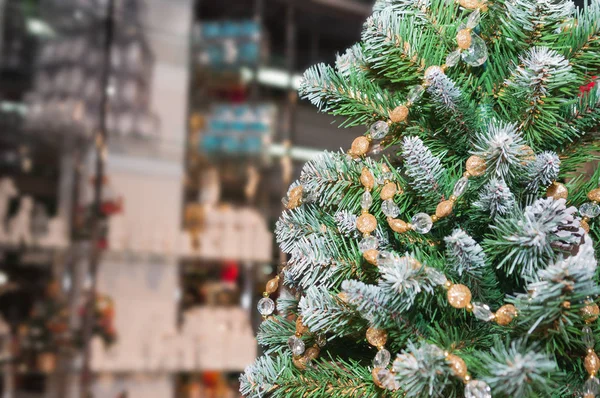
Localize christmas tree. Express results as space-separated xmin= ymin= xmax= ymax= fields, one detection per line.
xmin=241 ymin=0 xmax=600 ymax=396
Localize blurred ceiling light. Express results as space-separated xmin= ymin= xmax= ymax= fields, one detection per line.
xmin=269 ymin=143 xmax=321 ymax=162
xmin=26 ymin=18 xmax=56 ymax=38
xmin=0 ymin=272 xmax=7 ymax=286
xmin=241 ymin=67 xmax=302 ymax=90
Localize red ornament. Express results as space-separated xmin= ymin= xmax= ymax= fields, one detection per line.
xmin=579 ymin=76 xmax=597 ymax=96
xmin=220 ymin=261 xmax=239 ymax=283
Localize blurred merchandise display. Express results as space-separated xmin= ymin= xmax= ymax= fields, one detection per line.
xmin=0 ymin=177 xmax=69 ymax=248
xmin=199 ymin=104 xmax=276 ymax=157
xmin=76 ymin=293 xmax=117 ymax=348
xmin=194 ymin=20 xmax=262 ymax=68
xmin=25 ymin=0 xmax=160 ymax=140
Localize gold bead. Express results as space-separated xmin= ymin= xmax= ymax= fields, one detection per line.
xmin=562 ymin=301 xmax=571 ymax=309
xmin=586 ymin=351 xmax=600 ymax=376
xmin=380 ymin=182 xmax=397 ymax=200
xmin=357 ymin=213 xmax=378 ymax=233
xmin=360 ymin=167 xmax=375 ymax=190
xmin=582 ymin=219 xmax=590 ymax=233
xmin=450 ymin=195 xmax=457 ymax=201
xmin=372 ymin=368 xmax=385 ymax=388
xmin=447 ymin=284 xmax=472 ymax=309
xmin=436 ymin=200 xmax=454 ymax=218
xmin=582 ymin=302 xmax=600 ymax=324
xmin=444 ymin=281 xmax=453 ymax=289
xmin=446 ymin=354 xmax=468 ymax=378
xmin=400 ymin=256 xmax=422 ymax=269
xmin=456 ymin=29 xmax=472 ymax=50
xmin=431 ymin=215 xmax=439 ymax=222
xmin=381 ymin=164 xmax=391 ymax=173
xmin=584 ymin=393 xmax=595 ymax=398
xmin=388 ymin=218 xmax=411 ymax=233
xmin=337 ymin=291 xmax=349 ymax=303
xmin=546 ymin=182 xmax=568 ymax=200
xmin=366 ymin=327 xmax=388 ymax=347
xmin=464 ymin=374 xmax=471 ymax=382
xmin=286 ymin=185 xmax=304 ymax=209
xmin=459 ymin=0 xmax=480 ymax=9
xmin=292 ymin=355 xmax=309 ymax=370
xmin=350 ymin=136 xmax=371 ymax=157
xmin=495 ymin=304 xmax=517 ymax=326
xmin=262 ymin=292 xmax=269 ymax=298
xmin=265 ymin=278 xmax=279 ymax=294
xmin=466 ymin=156 xmax=487 ymax=177
xmin=305 ymin=346 xmax=320 ymax=361
xmin=466 ymin=303 xmax=473 ymax=312
xmin=296 ymin=317 xmax=309 ymax=335
xmin=389 ymin=105 xmax=409 ymax=123
xmin=363 ymin=249 xmax=379 ymax=266
xmin=588 ymin=189 xmax=600 ymax=202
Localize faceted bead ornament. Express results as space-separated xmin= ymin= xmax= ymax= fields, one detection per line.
xmin=584 ymin=326 xmax=596 ymax=349
xmin=382 ymin=200 xmax=400 ymax=218
xmin=546 ymin=182 xmax=568 ymax=200
xmin=582 ymin=302 xmax=600 ymax=323
xmin=265 ymin=278 xmax=279 ymax=294
xmin=377 ymin=251 xmax=396 ymax=267
xmin=453 ymin=177 xmax=469 ymax=197
xmin=389 ymin=105 xmax=409 ymax=123
xmin=456 ymin=29 xmax=472 ymax=49
xmin=350 ymin=136 xmax=370 ymax=157
xmin=288 ymin=335 xmax=306 ymax=356
xmin=435 ymin=200 xmax=453 ymax=218
xmin=586 ymin=351 xmax=600 ymax=376
xmin=495 ymin=304 xmax=517 ymax=326
xmin=373 ymin=348 xmax=391 ymax=368
xmin=426 ymin=268 xmax=448 ymax=286
xmin=464 ymin=380 xmax=492 ymax=398
xmin=359 ymin=236 xmax=379 ymax=253
xmin=380 ymin=182 xmax=397 ymax=200
xmin=257 ymin=297 xmax=275 ymax=316
xmin=407 ymin=85 xmax=425 ymax=104
xmin=447 ymin=354 xmax=467 ymax=378
xmin=585 ymin=377 xmax=600 ymax=396
xmin=361 ymin=191 xmax=373 ymax=210
xmin=411 ymin=213 xmax=433 ymax=234
xmin=588 ymin=188 xmax=600 ymax=202
xmin=447 ymin=284 xmax=472 ymax=309
xmin=369 ymin=120 xmax=390 ymax=140
xmin=357 ymin=213 xmax=377 ymax=233
xmin=363 ymin=249 xmax=379 ymax=265
xmin=581 ymin=202 xmax=600 ymax=219
xmin=389 ymin=219 xmax=411 ymax=233
xmin=366 ymin=327 xmax=388 ymax=348
xmin=360 ymin=168 xmax=375 ymax=190
xmin=466 ymin=156 xmax=487 ymax=177
xmin=472 ymin=302 xmax=494 ymax=321
xmin=461 ymin=34 xmax=488 ymax=67
xmin=446 ymin=50 xmax=461 ymax=68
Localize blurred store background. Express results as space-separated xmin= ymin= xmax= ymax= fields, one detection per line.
xmin=0 ymin=0 xmax=374 ymax=397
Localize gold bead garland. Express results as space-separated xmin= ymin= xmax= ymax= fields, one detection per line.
xmin=257 ymin=275 xmax=280 ymax=320
xmin=546 ymin=181 xmax=600 ymax=234
xmin=366 ymin=327 xmax=395 ymax=388
xmin=381 ymin=155 xmax=486 ymax=237
xmin=443 ymin=350 xmax=492 ymax=395
xmin=581 ymin=300 xmax=600 ymax=397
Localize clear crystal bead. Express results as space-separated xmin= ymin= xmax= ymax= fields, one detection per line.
xmin=281 ymin=196 xmax=289 ymax=207
xmin=361 ymin=191 xmax=373 ymax=210
xmin=426 ymin=267 xmax=448 ymax=286
xmin=446 ymin=50 xmax=461 ymax=68
xmin=461 ymin=34 xmax=488 ymax=67
xmin=407 ymin=85 xmax=425 ymax=104
xmin=467 ymin=9 xmax=481 ymax=29
xmin=257 ymin=297 xmax=275 ymax=316
xmin=377 ymin=251 xmax=396 ymax=267
xmin=376 ymin=368 xmax=401 ymax=390
xmin=464 ymin=380 xmax=492 ymax=398
xmin=453 ymin=177 xmax=469 ymax=197
xmin=584 ymin=326 xmax=596 ymax=349
xmin=316 ymin=334 xmax=327 ymax=347
xmin=382 ymin=199 xmax=400 ymax=218
xmin=369 ymin=120 xmax=390 ymax=140
xmin=581 ymin=202 xmax=600 ymax=218
xmin=288 ymin=335 xmax=306 ymax=356
xmin=359 ymin=235 xmax=379 ymax=252
xmin=367 ymin=143 xmax=383 ymax=156
xmin=585 ymin=377 xmax=600 ymax=395
xmin=373 ymin=348 xmax=391 ymax=368
xmin=411 ymin=213 xmax=433 ymax=234
xmin=472 ymin=302 xmax=495 ymax=321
